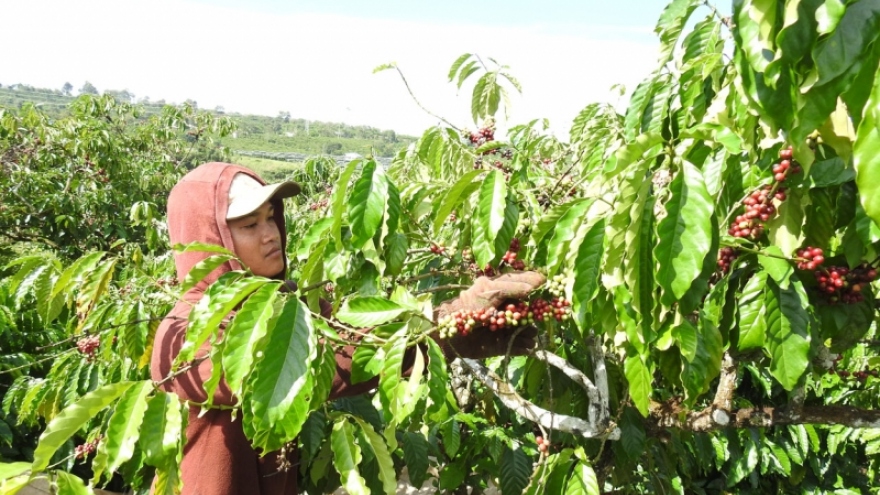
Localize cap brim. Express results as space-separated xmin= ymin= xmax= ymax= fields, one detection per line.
xmin=226 ymin=181 xmax=301 ymax=220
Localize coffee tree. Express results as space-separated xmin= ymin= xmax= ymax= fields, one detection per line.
xmin=5 ymin=0 xmax=880 ymax=493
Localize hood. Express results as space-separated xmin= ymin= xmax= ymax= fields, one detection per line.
xmin=167 ymin=162 xmax=289 ymax=299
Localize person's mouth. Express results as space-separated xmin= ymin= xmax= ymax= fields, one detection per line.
xmin=266 ymin=246 xmax=283 ymax=258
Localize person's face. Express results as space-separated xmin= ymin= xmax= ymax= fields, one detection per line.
xmin=227 ymin=201 xmax=284 ymax=277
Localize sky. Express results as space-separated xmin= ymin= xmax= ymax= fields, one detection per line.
xmin=1 ymin=0 xmax=693 ymax=137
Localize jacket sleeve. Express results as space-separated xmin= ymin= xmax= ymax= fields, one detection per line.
xmin=151 ymin=313 xmax=236 ymax=406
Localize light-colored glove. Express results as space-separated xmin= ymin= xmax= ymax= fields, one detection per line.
xmin=434 ymin=271 xmax=546 ymax=359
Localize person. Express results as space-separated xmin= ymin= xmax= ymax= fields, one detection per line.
xmin=150 ymin=162 xmax=545 ymax=495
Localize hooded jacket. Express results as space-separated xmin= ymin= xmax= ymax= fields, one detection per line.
xmin=150 ymin=162 xmax=376 ymax=495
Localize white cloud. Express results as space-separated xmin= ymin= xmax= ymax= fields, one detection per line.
xmin=3 ymin=0 xmax=658 ymax=137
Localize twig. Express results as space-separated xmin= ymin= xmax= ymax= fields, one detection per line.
xmin=152 ymin=355 xmax=209 ymax=390
xmin=414 ymin=284 xmax=469 ymax=295
xmin=0 ymin=350 xmax=74 ymax=375
xmin=459 ymin=357 xmax=620 ymax=439
xmin=300 ymin=279 xmax=331 ymax=293
xmin=391 ymin=65 xmax=461 ymax=131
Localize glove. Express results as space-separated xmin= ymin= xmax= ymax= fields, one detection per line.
xmin=434 ymin=271 xmax=546 ymax=359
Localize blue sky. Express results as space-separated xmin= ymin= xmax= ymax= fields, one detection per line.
xmin=3 ymin=0 xmax=706 ymax=137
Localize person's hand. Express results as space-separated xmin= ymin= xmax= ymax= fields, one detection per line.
xmin=434 ymin=271 xmax=546 ymax=359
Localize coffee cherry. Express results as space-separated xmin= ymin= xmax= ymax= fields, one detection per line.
xmin=717 ymin=247 xmax=738 ymax=274
xmin=780 ymin=146 xmax=793 ymax=161
xmin=796 ymin=246 xmax=824 ymax=270
xmin=76 ymin=335 xmax=101 ymax=361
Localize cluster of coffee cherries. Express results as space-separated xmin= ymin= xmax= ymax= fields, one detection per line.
xmin=76 ymin=335 xmax=101 ymax=361
xmin=430 ymin=243 xmax=447 ymax=255
xmin=772 ymin=146 xmax=802 ymax=183
xmin=796 ymin=246 xmax=825 ymax=271
xmin=501 ymin=238 xmax=525 ymax=270
xmin=472 ymin=263 xmax=498 ymax=278
xmin=815 ymin=264 xmax=877 ymax=304
xmin=546 ymin=273 xmax=570 ymax=298
xmin=535 ymin=435 xmax=550 ymax=456
xmin=827 ymin=355 xmax=878 ymax=382
xmin=437 ymin=297 xmax=572 ymax=339
xmin=309 ymin=198 xmax=329 ymax=211
xmin=716 ymin=247 xmax=739 ymax=275
xmin=74 ymin=438 xmax=100 ymax=459
xmin=156 ymin=276 xmax=179 ymax=287
xmin=806 ymin=130 xmax=822 ymax=151
xmin=728 ymin=185 xmax=785 ymax=239
xmin=468 ymin=126 xmax=495 ymax=147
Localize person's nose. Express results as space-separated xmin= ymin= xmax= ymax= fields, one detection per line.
xmin=262 ymin=222 xmax=280 ymax=243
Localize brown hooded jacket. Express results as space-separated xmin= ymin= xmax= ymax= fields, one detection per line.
xmin=150 ymin=162 xmax=377 ymax=495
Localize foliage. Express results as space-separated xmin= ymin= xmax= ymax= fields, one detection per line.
xmin=0 ymin=95 xmax=235 ymax=260
xmin=6 ymin=1 xmax=880 ymax=494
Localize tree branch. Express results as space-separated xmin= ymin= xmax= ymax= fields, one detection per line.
xmin=460 ymin=357 xmax=620 ymax=439
xmin=649 ymin=401 xmax=880 ymax=432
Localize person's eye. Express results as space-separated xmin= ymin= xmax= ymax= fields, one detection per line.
xmin=243 ymin=222 xmax=257 ymax=229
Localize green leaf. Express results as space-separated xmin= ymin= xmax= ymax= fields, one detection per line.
xmin=402 ymin=431 xmax=430 ymax=489
xmin=440 ymin=419 xmax=461 ymax=457
xmin=331 ymin=419 xmax=368 ymax=495
xmin=855 ymin=61 xmax=880 ymax=228
xmin=812 ymin=1 xmax=880 ymax=86
xmin=221 ymin=282 xmax=281 ymax=397
xmin=500 ymin=445 xmax=531 ymax=495
xmin=572 ymin=219 xmax=605 ymax=322
xmin=425 ymin=338 xmax=453 ymax=421
xmin=735 ymin=0 xmax=778 ymax=73
xmin=352 ymin=345 xmax=383 ymax=385
xmin=32 ymin=381 xmax=136 ymax=472
xmin=248 ymin=298 xmax=317 ymax=449
xmin=810 ymin=157 xmax=854 ymax=187
xmin=765 ymin=280 xmax=811 ymax=390
xmin=738 ymin=272 xmax=769 ymax=351
xmin=141 ymin=392 xmax=183 ymax=467
xmin=332 ymin=159 xmax=362 ymax=250
xmin=473 ymin=170 xmax=508 ymax=267
xmin=384 ymin=233 xmax=408 ymax=277
xmin=176 ymin=276 xmax=269 ymax=365
xmin=0 ymin=463 xmax=31 ymax=482
xmin=531 ymin=199 xmax=589 ymax=248
xmin=91 ymin=381 xmax=152 ymax=483
xmin=349 ymin=160 xmax=389 ymax=249
xmin=681 ymin=318 xmax=723 ymax=406
xmin=619 ymin=408 xmax=647 ymax=460
xmin=655 ymin=160 xmax=714 ymax=304
xmin=337 ymin=297 xmax=407 ymax=327
xmin=350 ymin=417 xmax=396 ymax=495
xmin=432 ymin=170 xmax=483 ymax=235
xmin=546 ymin=200 xmax=593 ymax=276
xmin=172 ymin=241 xmax=234 ymax=257
xmin=655 ymin=0 xmax=702 ymax=66
xmin=766 ymin=189 xmax=805 ymax=256
xmin=493 ymin=195 xmax=520 ymax=266
xmin=564 ymin=459 xmax=600 ymax=495
xmin=55 ymin=471 xmax=93 ymax=495
xmin=179 ymin=255 xmax=234 ymax=294
xmin=448 ymin=53 xmax=473 ymax=81
xmin=378 ymin=329 xmax=407 ymax=422
xmin=295 ymin=217 xmax=333 ymax=261
xmin=625 ymin=353 xmax=651 ymax=417
xmin=310 ymin=342 xmax=338 ymax=409
xmin=758 ymin=246 xmax=794 ymax=289
xmin=373 ymin=62 xmax=396 ymax=74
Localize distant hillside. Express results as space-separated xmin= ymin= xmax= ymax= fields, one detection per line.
xmin=0 ymin=83 xmax=417 ymax=158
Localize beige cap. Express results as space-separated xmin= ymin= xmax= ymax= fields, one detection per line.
xmin=226 ymin=173 xmax=300 ymax=220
